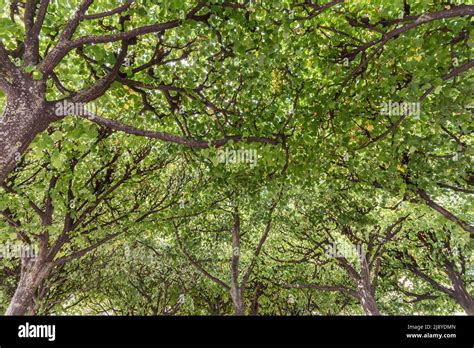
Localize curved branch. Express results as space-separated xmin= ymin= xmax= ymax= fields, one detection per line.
xmin=38 ymin=2 xmax=208 ymax=74
xmin=356 ymin=59 xmax=474 ymax=150
xmin=270 ymin=280 xmax=359 ymax=299
xmin=174 ymin=225 xmax=230 ymax=290
xmin=83 ymin=0 xmax=135 ymax=20
xmin=417 ymin=189 xmax=474 ymax=236
xmin=338 ymin=5 xmax=474 ymax=96
xmin=76 ymin=112 xmax=280 ymax=149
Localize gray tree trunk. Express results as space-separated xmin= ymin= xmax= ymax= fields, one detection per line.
xmin=357 ymin=281 xmax=380 ymax=316
xmin=5 ymin=255 xmax=53 ymax=315
xmin=230 ymin=287 xmax=244 ymax=315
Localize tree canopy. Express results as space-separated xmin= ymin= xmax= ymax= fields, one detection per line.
xmin=0 ymin=0 xmax=473 ymax=316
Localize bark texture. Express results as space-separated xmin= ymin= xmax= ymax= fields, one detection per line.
xmin=0 ymin=78 xmax=53 ymax=184
xmin=5 ymin=249 xmax=53 ymax=316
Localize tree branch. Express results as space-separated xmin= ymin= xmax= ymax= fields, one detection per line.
xmin=417 ymin=189 xmax=474 ymax=236
xmin=76 ymin=112 xmax=280 ymax=149
xmin=356 ymin=59 xmax=474 ymax=150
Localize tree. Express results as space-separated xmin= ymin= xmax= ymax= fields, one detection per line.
xmin=269 ymin=184 xmax=409 ymax=315
xmin=0 ymin=0 xmax=288 ymax=184
xmin=173 ymin=186 xmax=280 ymax=315
xmin=393 ymin=226 xmax=474 ymax=314
xmin=1 ymin=127 xmax=183 ymax=314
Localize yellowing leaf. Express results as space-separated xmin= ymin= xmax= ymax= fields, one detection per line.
xmin=397 ymin=164 xmax=407 ymax=173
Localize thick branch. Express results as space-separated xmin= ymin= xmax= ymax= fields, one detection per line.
xmin=417 ymin=189 xmax=474 ymax=236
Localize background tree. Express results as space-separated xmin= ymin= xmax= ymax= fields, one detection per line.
xmin=0 ymin=126 xmax=184 ymax=314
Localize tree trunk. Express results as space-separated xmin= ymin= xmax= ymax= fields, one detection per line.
xmin=229 ymin=210 xmax=244 ymax=315
xmin=230 ymin=287 xmax=244 ymax=315
xmin=455 ymin=293 xmax=474 ymax=315
xmin=249 ymin=283 xmax=265 ymax=315
xmin=0 ymin=79 xmax=51 ymax=183
xmin=445 ymin=261 xmax=474 ymax=315
xmin=357 ymin=282 xmax=380 ymax=315
xmin=5 ymin=256 xmax=53 ymax=315
xmin=356 ymin=254 xmax=381 ymax=315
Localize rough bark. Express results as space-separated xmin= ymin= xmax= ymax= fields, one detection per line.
xmin=0 ymin=79 xmax=53 ymax=184
xmin=5 ymin=251 xmax=53 ymax=316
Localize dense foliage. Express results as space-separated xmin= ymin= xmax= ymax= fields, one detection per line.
xmin=0 ymin=0 xmax=473 ymax=315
